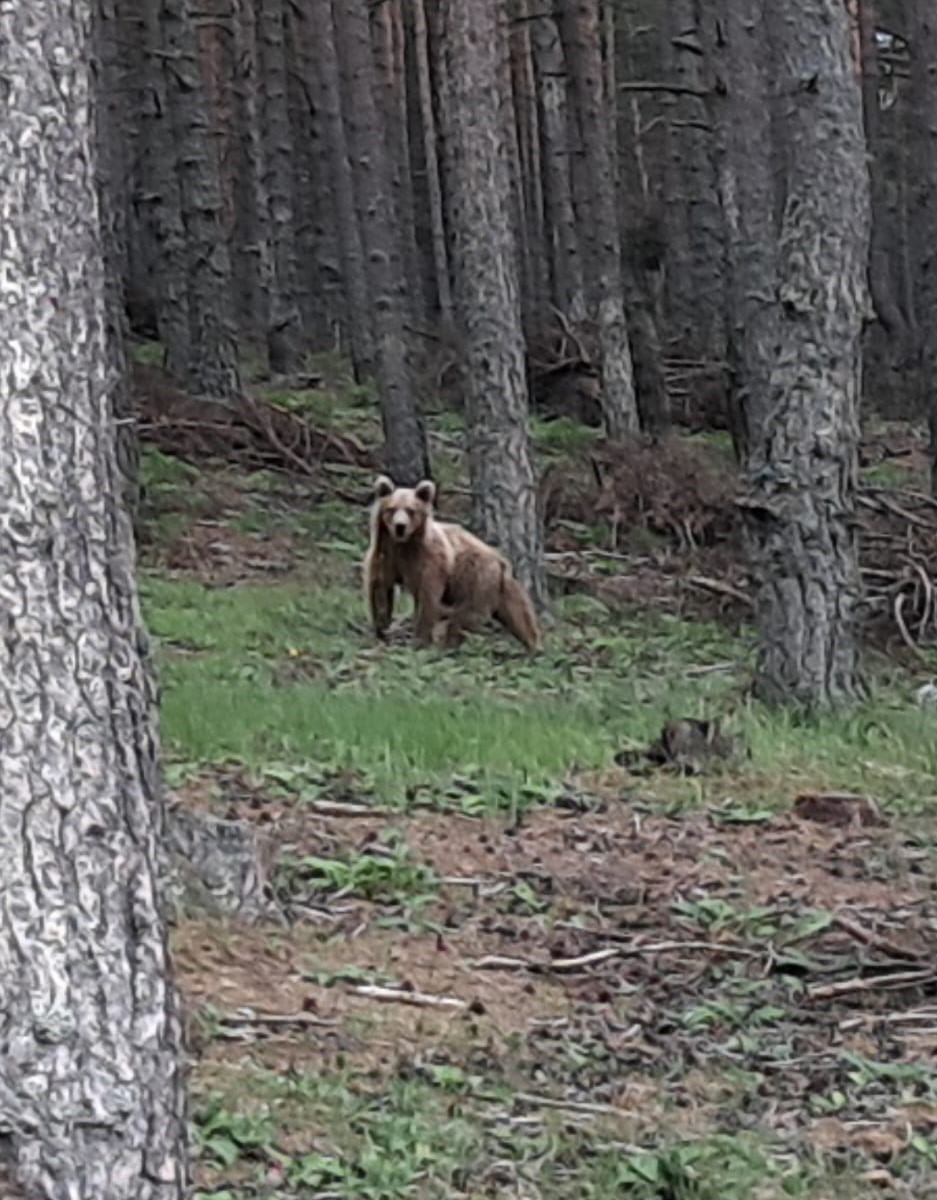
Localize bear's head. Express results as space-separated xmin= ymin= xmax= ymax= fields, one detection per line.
xmin=373 ymin=475 xmax=436 ymax=543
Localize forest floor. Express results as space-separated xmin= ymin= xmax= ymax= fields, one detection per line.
xmin=136 ymin=349 xmax=937 ymax=1199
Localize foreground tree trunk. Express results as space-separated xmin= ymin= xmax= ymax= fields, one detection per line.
xmin=0 ymin=3 xmax=188 ymax=1194
xmin=740 ymin=0 xmax=870 ymax=706
xmin=439 ymin=0 xmax=546 ymax=610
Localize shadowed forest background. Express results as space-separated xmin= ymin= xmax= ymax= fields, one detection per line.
xmin=12 ymin=0 xmax=937 ymax=1195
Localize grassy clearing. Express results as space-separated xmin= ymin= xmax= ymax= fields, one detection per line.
xmin=137 ymin=377 xmax=937 ymax=1199
xmin=143 ymin=563 xmax=937 ymax=817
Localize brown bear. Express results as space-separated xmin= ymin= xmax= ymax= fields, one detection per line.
xmin=363 ymin=475 xmax=541 ymax=652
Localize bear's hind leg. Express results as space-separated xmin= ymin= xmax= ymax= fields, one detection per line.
xmin=495 ymin=578 xmax=541 ymax=652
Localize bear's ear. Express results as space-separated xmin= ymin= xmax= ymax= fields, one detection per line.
xmin=373 ymin=475 xmax=395 ymax=499
xmin=414 ymin=480 xmax=436 ymax=505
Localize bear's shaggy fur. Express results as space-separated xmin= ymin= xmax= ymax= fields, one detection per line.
xmin=363 ymin=475 xmax=541 ymax=652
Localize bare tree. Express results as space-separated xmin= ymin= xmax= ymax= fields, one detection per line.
xmin=0 ymin=1 xmax=188 ymax=1193
xmin=740 ymin=0 xmax=870 ymax=706
xmin=438 ymin=0 xmax=546 ymax=610
xmin=557 ymin=0 xmax=640 ymax=436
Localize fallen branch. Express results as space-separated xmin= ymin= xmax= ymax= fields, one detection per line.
xmin=216 ymin=1008 xmax=339 ymax=1032
xmin=684 ymin=575 xmax=753 ymax=608
xmin=807 ymin=968 xmax=937 ymax=1002
xmin=474 ymin=936 xmax=759 ymax=974
xmin=306 ymin=800 xmax=388 ymax=818
xmin=832 ymin=911 xmax=923 ymax=963
xmin=347 ymin=984 xmax=467 ymax=1010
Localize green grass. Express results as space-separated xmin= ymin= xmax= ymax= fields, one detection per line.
xmin=134 ymin=380 xmax=937 ymax=1200
xmin=141 ymin=566 xmax=937 ymax=819
xmin=191 ymin=1063 xmax=868 ymax=1200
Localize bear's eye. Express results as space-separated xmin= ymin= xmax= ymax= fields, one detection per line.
xmin=405 ymin=507 xmax=415 ymax=517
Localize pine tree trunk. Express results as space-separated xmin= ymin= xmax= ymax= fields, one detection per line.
xmin=94 ymin=0 xmax=140 ymax=519
xmin=741 ymin=0 xmax=870 ymax=707
xmin=333 ymin=0 xmax=429 ymax=484
xmin=257 ymin=0 xmax=304 ymax=372
xmin=510 ymin=0 xmax=550 ymax=333
xmin=438 ymin=0 xmax=546 ymax=611
xmin=370 ymin=0 xmax=426 ymax=324
xmin=703 ymin=0 xmax=779 ymax=461
xmin=231 ymin=0 xmax=271 ymax=342
xmin=310 ymin=0 xmax=375 ymax=374
xmin=139 ymin=0 xmax=192 ymax=375
xmin=531 ymin=10 xmax=586 ymax=320
xmin=160 ymin=0 xmax=241 ymax=396
xmin=907 ymin=0 xmax=937 ymax=493
xmin=0 ymin=2 xmax=188 ymax=1193
xmin=411 ymin=0 xmax=453 ymax=323
xmin=285 ymin=2 xmax=342 ymax=348
xmin=556 ymin=0 xmax=639 ymax=437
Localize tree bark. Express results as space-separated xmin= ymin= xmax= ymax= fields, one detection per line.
xmin=702 ymin=0 xmax=780 ymax=461
xmin=438 ymin=0 xmax=547 ymax=611
xmin=94 ymin=0 xmax=140 ymax=520
xmin=411 ymin=0 xmax=453 ymax=323
xmin=907 ymin=0 xmax=937 ymax=492
xmin=0 ymin=1 xmax=188 ymax=1193
xmin=557 ymin=0 xmax=640 ymax=437
xmin=230 ymin=0 xmax=270 ymax=341
xmin=307 ymin=0 xmax=375 ymax=371
xmin=531 ymin=9 xmax=586 ymax=320
xmin=159 ymin=0 xmax=242 ymax=396
xmin=138 ymin=0 xmax=192 ymax=376
xmin=332 ymin=0 xmax=429 ymax=484
xmin=741 ymin=0 xmax=870 ymax=707
xmin=257 ymin=0 xmax=304 ymax=372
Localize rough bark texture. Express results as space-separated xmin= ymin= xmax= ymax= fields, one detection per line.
xmin=412 ymin=0 xmax=453 ymax=322
xmin=308 ymin=0 xmax=375 ymax=372
xmin=741 ymin=0 xmax=870 ymax=707
xmin=557 ymin=0 xmax=639 ymax=437
xmin=0 ymin=2 xmax=188 ymax=1194
xmin=257 ymin=0 xmax=304 ymax=372
xmin=94 ymin=0 xmax=140 ymax=520
xmin=230 ymin=0 xmax=270 ymax=339
xmin=160 ymin=0 xmax=241 ymax=396
xmin=138 ymin=0 xmax=192 ymax=376
xmin=907 ymin=0 xmax=937 ymax=492
xmin=333 ymin=0 xmax=429 ymax=484
xmin=703 ymin=0 xmax=779 ymax=461
xmin=438 ymin=0 xmax=547 ymax=611
xmin=531 ymin=9 xmax=586 ymax=320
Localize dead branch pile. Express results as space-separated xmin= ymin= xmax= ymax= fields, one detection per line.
xmin=543 ymin=432 xmax=937 ymax=654
xmin=858 ymin=486 xmax=937 ymax=655
xmin=542 ymin=436 xmax=737 ymax=552
xmin=133 ymin=362 xmax=373 ymax=476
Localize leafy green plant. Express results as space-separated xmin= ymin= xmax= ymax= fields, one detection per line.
xmin=279 ymin=837 xmax=437 ymax=905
